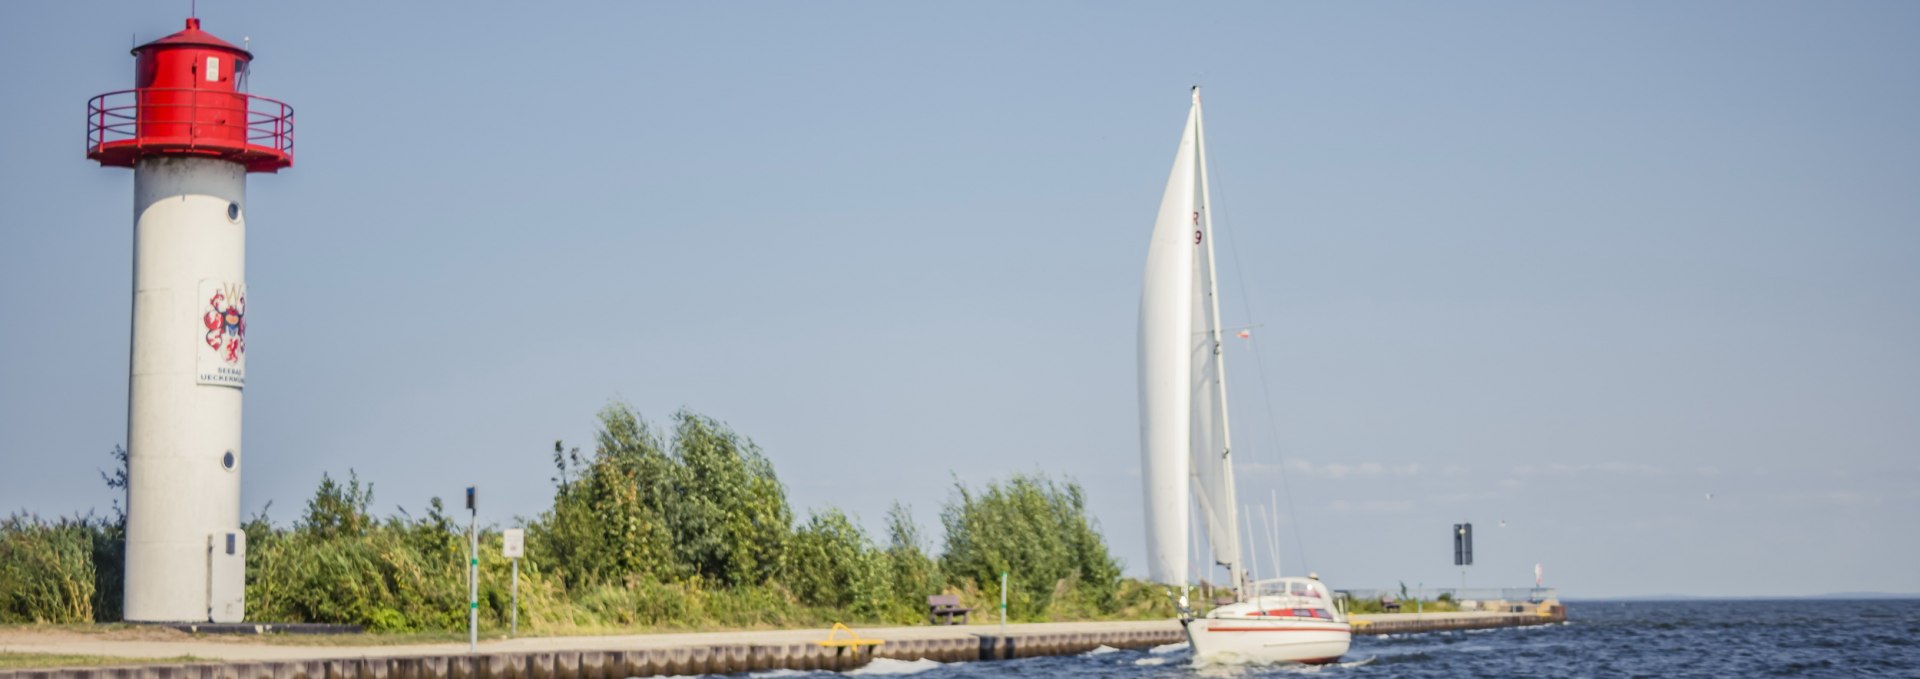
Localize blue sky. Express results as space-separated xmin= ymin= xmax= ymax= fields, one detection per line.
xmin=2 ymin=2 xmax=1916 ymax=598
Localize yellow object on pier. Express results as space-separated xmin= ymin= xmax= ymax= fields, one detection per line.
xmin=818 ymin=622 xmax=885 ymax=648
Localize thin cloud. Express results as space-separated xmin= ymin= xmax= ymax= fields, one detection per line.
xmin=1329 ymin=498 xmax=1416 ymax=514
xmin=1778 ymin=490 xmax=1882 ymax=508
xmin=1510 ymin=462 xmax=1665 ymax=478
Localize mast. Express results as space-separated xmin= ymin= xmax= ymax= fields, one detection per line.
xmin=1193 ymin=86 xmax=1244 ymax=595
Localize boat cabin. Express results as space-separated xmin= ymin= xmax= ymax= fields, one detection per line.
xmin=1211 ymin=577 xmax=1347 ymax=621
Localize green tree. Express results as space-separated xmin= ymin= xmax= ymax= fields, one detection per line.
xmin=784 ymin=508 xmax=890 ymax=618
xmin=940 ymin=473 xmax=1120 ymax=618
xmin=883 ymin=502 xmax=941 ymax=620
xmin=530 ymin=404 xmax=679 ymax=588
xmin=667 ymin=410 xmax=790 ymax=587
xmin=300 ymin=470 xmax=375 ymax=540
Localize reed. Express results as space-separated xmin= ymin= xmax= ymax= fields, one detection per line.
xmin=0 ymin=514 xmax=100 ymax=623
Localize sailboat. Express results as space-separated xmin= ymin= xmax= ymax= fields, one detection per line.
xmin=1138 ymin=87 xmax=1351 ymax=665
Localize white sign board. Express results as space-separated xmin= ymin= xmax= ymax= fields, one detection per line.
xmin=501 ymin=528 xmax=524 ymax=559
xmin=196 ymin=280 xmax=247 ymax=388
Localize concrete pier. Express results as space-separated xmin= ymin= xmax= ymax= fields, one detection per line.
xmin=0 ymin=609 xmax=1565 ymax=678
xmin=0 ymin=631 xmax=1175 ymax=679
xmin=1352 ymin=606 xmax=1567 ymax=635
xmin=0 ymin=621 xmax=1179 ymax=678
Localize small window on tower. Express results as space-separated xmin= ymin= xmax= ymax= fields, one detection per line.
xmin=227 ymin=202 xmax=240 ymax=222
xmin=222 ymin=451 xmax=235 ymax=470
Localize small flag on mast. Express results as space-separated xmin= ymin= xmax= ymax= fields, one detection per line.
xmin=1236 ymin=329 xmax=1251 ymax=339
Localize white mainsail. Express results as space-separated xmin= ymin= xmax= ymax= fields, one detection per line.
xmin=1140 ymin=87 xmax=1242 ymax=589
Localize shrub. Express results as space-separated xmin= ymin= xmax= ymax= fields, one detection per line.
xmin=939 ymin=473 xmax=1122 ymax=619
xmin=880 ymin=502 xmax=943 ymax=622
xmin=528 ymin=405 xmax=686 ymax=589
xmin=666 ymin=411 xmax=791 ymax=587
xmin=783 ymin=508 xmax=890 ymax=619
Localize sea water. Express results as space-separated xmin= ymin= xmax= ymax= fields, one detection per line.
xmin=712 ymin=600 xmax=1920 ymax=677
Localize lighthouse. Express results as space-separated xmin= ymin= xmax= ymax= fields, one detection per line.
xmin=87 ymin=17 xmax=294 ymax=623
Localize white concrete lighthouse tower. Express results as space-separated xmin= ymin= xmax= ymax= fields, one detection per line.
xmin=87 ymin=17 xmax=294 ymax=623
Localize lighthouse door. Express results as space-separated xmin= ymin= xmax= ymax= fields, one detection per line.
xmin=207 ymin=531 xmax=247 ymax=622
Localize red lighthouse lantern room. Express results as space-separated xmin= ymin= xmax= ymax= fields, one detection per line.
xmin=87 ymin=18 xmax=293 ymax=173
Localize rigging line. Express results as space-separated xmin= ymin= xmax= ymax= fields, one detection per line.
xmin=1244 ymin=339 xmax=1310 ymax=570
xmin=1269 ymin=489 xmax=1283 ymax=576
xmin=1243 ymin=504 xmax=1260 ymax=587
xmin=1204 ymin=149 xmax=1313 ymax=572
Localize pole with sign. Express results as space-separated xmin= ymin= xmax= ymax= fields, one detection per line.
xmin=999 ymin=571 xmax=1008 ymax=636
xmin=1453 ymin=522 xmax=1473 ymax=597
xmin=466 ymin=486 xmax=477 ymax=653
xmin=502 ymin=528 xmax=524 ymax=636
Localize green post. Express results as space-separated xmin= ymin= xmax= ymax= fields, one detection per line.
xmin=466 ymin=485 xmax=477 ymax=654
xmin=999 ymin=571 xmax=1008 ymax=635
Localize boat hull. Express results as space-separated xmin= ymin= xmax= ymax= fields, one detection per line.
xmin=1183 ymin=617 xmax=1352 ymax=665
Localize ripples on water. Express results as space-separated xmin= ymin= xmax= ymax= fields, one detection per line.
xmin=706 ymin=600 xmax=1920 ymax=678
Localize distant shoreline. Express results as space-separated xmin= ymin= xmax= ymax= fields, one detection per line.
xmin=1563 ymin=592 xmax=1920 ymax=602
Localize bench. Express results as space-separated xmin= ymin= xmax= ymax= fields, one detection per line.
xmin=926 ymin=594 xmax=972 ymax=625
xmin=1382 ymin=598 xmax=1402 ymax=613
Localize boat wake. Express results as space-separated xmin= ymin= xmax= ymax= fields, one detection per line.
xmin=843 ymin=658 xmax=943 ymax=676
xmin=1191 ymin=654 xmax=1377 ymax=675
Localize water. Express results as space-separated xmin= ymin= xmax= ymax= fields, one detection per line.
xmin=725 ymin=600 xmax=1920 ymax=678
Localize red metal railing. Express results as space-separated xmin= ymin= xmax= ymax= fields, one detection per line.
xmin=86 ymin=88 xmax=294 ymax=165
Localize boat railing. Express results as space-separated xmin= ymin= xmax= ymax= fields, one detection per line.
xmin=1248 ymin=577 xmax=1338 ymax=600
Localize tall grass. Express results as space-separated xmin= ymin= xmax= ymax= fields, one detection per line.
xmin=0 ymin=514 xmax=100 ymax=623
